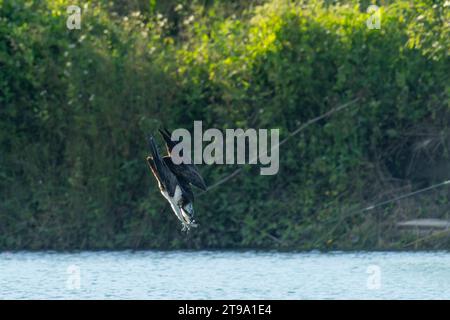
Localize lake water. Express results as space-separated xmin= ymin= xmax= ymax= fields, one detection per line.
xmin=0 ymin=251 xmax=449 ymax=299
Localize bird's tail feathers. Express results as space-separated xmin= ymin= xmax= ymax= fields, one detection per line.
xmin=158 ymin=128 xmax=171 ymax=141
xmin=158 ymin=127 xmax=177 ymax=153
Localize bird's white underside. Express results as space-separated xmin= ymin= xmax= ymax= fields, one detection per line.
xmin=161 ymin=185 xmax=192 ymax=227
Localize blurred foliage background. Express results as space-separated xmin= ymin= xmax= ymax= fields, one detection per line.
xmin=0 ymin=0 xmax=449 ymax=250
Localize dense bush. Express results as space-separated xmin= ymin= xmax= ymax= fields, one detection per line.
xmin=0 ymin=0 xmax=448 ymax=250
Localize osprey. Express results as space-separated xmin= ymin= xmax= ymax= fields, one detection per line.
xmin=146 ymin=128 xmax=207 ymax=231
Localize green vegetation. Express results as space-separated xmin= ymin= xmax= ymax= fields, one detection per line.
xmin=0 ymin=0 xmax=449 ymax=250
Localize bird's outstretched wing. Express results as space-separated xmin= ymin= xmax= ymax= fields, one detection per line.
xmin=147 ymin=136 xmax=179 ymax=197
xmin=164 ymin=156 xmax=207 ymax=191
xmin=159 ymin=128 xmax=207 ymax=191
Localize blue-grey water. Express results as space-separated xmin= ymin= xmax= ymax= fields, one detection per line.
xmin=0 ymin=251 xmax=449 ymax=299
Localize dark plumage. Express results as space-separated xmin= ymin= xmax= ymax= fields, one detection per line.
xmin=159 ymin=128 xmax=207 ymax=191
xmin=146 ymin=129 xmax=206 ymax=231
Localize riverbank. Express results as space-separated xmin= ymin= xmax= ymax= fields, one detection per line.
xmin=1 ymin=0 xmax=448 ymax=251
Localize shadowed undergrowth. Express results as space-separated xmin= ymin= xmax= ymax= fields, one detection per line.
xmin=0 ymin=0 xmax=449 ymax=250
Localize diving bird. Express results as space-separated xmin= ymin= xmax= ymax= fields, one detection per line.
xmin=158 ymin=128 xmax=207 ymax=191
xmin=146 ymin=129 xmax=206 ymax=231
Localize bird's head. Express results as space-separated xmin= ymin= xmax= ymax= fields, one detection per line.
xmin=181 ymin=202 xmax=194 ymax=218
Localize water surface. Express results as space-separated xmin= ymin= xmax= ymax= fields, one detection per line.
xmin=0 ymin=251 xmax=448 ymax=299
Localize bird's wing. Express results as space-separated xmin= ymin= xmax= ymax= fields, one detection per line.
xmin=163 ymin=156 xmax=207 ymax=191
xmin=158 ymin=128 xmax=177 ymax=155
xmin=179 ymin=178 xmax=194 ymax=204
xmin=147 ymin=136 xmax=179 ymax=197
